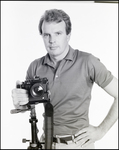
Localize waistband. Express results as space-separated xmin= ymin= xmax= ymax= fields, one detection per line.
xmin=53 ymin=134 xmax=77 ymax=144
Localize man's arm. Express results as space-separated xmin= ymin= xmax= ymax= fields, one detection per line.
xmin=98 ymin=76 xmax=118 ymax=135
xmin=74 ymin=76 xmax=118 ymax=147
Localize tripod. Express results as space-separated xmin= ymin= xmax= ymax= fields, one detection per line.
xmin=11 ymin=101 xmax=53 ymax=149
xmin=22 ymin=105 xmax=44 ymax=149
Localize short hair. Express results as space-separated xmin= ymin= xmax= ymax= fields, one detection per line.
xmin=38 ymin=9 xmax=72 ymax=35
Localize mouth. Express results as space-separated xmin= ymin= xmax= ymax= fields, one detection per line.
xmin=49 ymin=46 xmax=58 ymax=50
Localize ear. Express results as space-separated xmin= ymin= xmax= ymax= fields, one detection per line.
xmin=67 ymin=33 xmax=71 ymax=42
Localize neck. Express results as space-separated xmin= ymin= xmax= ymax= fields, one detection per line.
xmin=50 ymin=45 xmax=69 ymax=64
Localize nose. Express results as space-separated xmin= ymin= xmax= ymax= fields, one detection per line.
xmin=49 ymin=35 xmax=56 ymax=44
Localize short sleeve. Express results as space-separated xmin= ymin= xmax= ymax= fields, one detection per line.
xmin=88 ymin=54 xmax=113 ymax=88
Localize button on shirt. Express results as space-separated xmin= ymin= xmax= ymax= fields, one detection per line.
xmin=26 ymin=46 xmax=113 ymax=136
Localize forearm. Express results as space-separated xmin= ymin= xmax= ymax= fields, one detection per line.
xmin=98 ymin=97 xmax=118 ymax=137
xmin=74 ymin=78 xmax=118 ymax=146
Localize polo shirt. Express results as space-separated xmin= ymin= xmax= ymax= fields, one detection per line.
xmin=26 ymin=46 xmax=113 ymax=136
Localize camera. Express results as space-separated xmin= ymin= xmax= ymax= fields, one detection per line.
xmin=18 ymin=76 xmax=49 ymax=104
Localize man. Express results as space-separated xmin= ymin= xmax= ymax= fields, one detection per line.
xmin=12 ymin=9 xmax=118 ymax=149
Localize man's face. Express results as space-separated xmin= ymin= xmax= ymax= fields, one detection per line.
xmin=41 ymin=20 xmax=70 ymax=58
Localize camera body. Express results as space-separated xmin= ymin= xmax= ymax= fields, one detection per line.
xmin=19 ymin=76 xmax=49 ymax=104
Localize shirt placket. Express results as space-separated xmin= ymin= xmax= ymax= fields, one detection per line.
xmin=54 ymin=60 xmax=65 ymax=81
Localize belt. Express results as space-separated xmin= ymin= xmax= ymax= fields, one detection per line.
xmin=53 ymin=135 xmax=75 ymax=144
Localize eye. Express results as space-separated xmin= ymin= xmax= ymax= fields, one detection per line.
xmin=43 ymin=33 xmax=49 ymax=37
xmin=56 ymin=32 xmax=62 ymax=36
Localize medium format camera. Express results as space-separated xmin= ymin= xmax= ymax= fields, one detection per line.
xmin=18 ymin=76 xmax=49 ymax=104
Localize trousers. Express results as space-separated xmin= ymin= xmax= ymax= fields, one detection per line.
xmin=40 ymin=133 xmax=95 ymax=149
xmin=51 ymin=142 xmax=95 ymax=149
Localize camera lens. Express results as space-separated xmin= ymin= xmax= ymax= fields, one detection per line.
xmin=30 ymin=83 xmax=44 ymax=97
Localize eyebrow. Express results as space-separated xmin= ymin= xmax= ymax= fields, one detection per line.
xmin=43 ymin=30 xmax=63 ymax=35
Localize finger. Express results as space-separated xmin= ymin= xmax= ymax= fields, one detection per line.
xmin=12 ymin=89 xmax=28 ymax=94
xmin=74 ymin=132 xmax=88 ymax=142
xmin=13 ymin=98 xmax=20 ymax=106
xmin=16 ymin=80 xmax=22 ymax=88
xmin=81 ymin=139 xmax=92 ymax=148
xmin=13 ymin=97 xmax=29 ymax=105
xmin=75 ymin=128 xmax=88 ymax=137
xmin=76 ymin=137 xmax=89 ymax=146
xmin=17 ymin=98 xmax=29 ymax=105
xmin=19 ymin=99 xmax=29 ymax=105
xmin=12 ymin=92 xmax=28 ymax=99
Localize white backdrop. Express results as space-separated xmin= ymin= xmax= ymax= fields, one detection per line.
xmin=1 ymin=1 xmax=118 ymax=149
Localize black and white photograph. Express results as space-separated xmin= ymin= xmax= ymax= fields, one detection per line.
xmin=1 ymin=1 xmax=118 ymax=149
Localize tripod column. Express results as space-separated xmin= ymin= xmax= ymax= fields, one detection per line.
xmin=28 ymin=105 xmax=40 ymax=149
xmin=30 ymin=116 xmax=38 ymax=146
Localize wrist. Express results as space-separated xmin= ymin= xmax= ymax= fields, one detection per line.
xmin=97 ymin=124 xmax=107 ymax=139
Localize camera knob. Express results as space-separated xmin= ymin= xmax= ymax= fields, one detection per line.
xmin=43 ymin=77 xmax=48 ymax=83
xmin=22 ymin=138 xmax=30 ymax=143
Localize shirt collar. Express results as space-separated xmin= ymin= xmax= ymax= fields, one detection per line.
xmin=64 ymin=45 xmax=74 ymax=61
xmin=43 ymin=45 xmax=74 ymax=66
